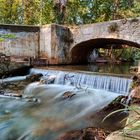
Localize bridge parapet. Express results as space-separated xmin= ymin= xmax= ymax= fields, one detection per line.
xmin=70 ymin=17 xmax=140 ymax=50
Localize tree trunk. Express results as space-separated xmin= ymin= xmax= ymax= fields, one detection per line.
xmin=138 ymin=60 xmax=140 ymax=74
xmin=23 ymin=0 xmax=34 ymax=24
xmin=53 ymin=0 xmax=68 ymax=24
xmin=112 ymin=0 xmax=120 ymax=20
xmin=23 ymin=0 xmax=30 ymax=24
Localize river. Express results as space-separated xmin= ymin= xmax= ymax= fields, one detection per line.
xmin=0 ymin=63 xmax=133 ymax=140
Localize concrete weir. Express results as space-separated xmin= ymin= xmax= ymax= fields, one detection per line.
xmin=0 ymin=17 xmax=140 ymax=65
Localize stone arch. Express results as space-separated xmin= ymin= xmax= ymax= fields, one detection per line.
xmin=70 ymin=38 xmax=140 ymax=64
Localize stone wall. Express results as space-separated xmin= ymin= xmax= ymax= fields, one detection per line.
xmin=0 ymin=25 xmax=40 ymax=59
xmin=40 ymin=25 xmax=52 ymax=59
xmin=0 ymin=24 xmax=71 ymax=65
xmin=51 ymin=24 xmax=73 ymax=64
xmin=39 ymin=24 xmax=73 ymax=64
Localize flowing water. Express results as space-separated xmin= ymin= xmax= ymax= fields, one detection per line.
xmin=30 ymin=68 xmax=132 ymax=95
xmin=0 ymin=68 xmax=132 ymax=140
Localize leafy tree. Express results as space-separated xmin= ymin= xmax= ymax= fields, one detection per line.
xmin=41 ymin=0 xmax=55 ymax=24
xmin=22 ymin=0 xmax=41 ymax=25
xmin=0 ymin=0 xmax=140 ymax=25
xmin=0 ymin=0 xmax=23 ymax=24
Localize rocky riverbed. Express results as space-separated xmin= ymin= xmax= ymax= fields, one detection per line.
xmin=0 ymin=73 xmax=139 ymax=140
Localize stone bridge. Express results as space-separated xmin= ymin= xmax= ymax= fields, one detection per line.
xmin=0 ymin=17 xmax=140 ymax=64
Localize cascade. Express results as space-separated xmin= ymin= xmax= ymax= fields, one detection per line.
xmin=0 ymin=68 xmax=132 ymax=139
xmin=30 ymin=68 xmax=132 ymax=95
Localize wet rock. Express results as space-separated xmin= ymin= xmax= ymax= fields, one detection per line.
xmin=129 ymin=66 xmax=138 ymax=73
xmin=106 ymin=131 xmax=130 ymax=140
xmin=89 ymin=96 xmax=129 ymax=131
xmin=0 ymin=90 xmax=5 ymax=95
xmin=62 ymin=91 xmax=76 ymax=99
xmin=11 ymin=93 xmax=22 ymax=98
xmin=26 ymin=98 xmax=41 ymax=103
xmin=56 ymin=127 xmax=110 ymax=140
xmin=0 ymin=65 xmax=32 ymax=78
xmin=105 ymin=96 xmax=127 ymax=109
xmin=3 ymin=93 xmax=22 ymax=97
xmin=131 ymin=87 xmax=140 ymax=99
xmin=26 ymin=73 xmax=43 ymax=82
xmin=131 ymin=97 xmax=140 ymax=104
xmin=106 ymin=128 xmax=140 ymax=140
xmin=39 ymin=75 xmax=56 ymax=84
xmin=0 ymin=82 xmax=17 ymax=89
xmin=11 ymin=65 xmax=32 ymax=76
xmin=129 ymin=75 xmax=140 ymax=99
xmin=23 ymin=95 xmax=41 ymax=103
xmin=57 ymin=130 xmax=83 ymax=140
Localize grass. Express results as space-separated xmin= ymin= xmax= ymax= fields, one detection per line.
xmin=103 ymin=104 xmax=140 ymax=139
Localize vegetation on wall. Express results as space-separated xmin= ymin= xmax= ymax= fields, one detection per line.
xmin=0 ymin=34 xmax=15 ymax=42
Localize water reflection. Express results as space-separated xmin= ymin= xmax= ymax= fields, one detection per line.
xmin=46 ymin=62 xmax=136 ymax=75
xmin=87 ymin=62 xmax=133 ymax=74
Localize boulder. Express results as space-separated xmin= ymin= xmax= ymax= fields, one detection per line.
xmin=26 ymin=73 xmax=43 ymax=82
xmin=56 ymin=127 xmax=110 ymax=140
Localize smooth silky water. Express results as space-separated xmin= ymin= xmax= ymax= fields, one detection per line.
xmin=0 ymin=68 xmax=132 ymax=140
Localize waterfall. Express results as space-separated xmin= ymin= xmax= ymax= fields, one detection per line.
xmin=30 ymin=68 xmax=132 ymax=95
xmin=0 ymin=68 xmax=131 ymax=139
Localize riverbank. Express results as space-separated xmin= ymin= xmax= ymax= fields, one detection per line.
xmin=106 ymin=74 xmax=140 ymax=140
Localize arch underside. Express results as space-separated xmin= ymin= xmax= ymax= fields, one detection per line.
xmin=71 ymin=38 xmax=140 ymax=64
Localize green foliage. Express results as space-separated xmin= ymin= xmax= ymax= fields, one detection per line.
xmin=115 ymin=47 xmax=140 ymax=62
xmin=103 ymin=105 xmax=140 ymax=139
xmin=0 ymin=34 xmax=16 ymax=42
xmin=132 ymin=48 xmax=140 ymax=61
xmin=120 ymin=106 xmax=140 ymax=139
xmin=41 ymin=1 xmax=55 ymax=24
xmin=119 ymin=47 xmax=140 ymax=61
xmin=0 ymin=34 xmax=15 ymax=78
xmin=0 ymin=0 xmax=23 ymax=24
xmin=0 ymin=38 xmax=4 ymax=42
xmin=120 ymin=48 xmax=134 ymax=61
xmin=102 ymin=108 xmax=127 ymax=122
xmin=0 ymin=0 xmax=140 ymax=25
